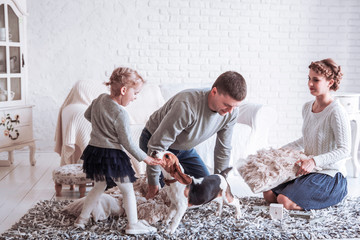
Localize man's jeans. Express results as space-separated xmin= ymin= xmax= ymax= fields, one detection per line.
xmin=139 ymin=128 xmax=210 ymax=186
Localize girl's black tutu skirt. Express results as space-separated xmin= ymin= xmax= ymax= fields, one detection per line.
xmin=81 ymin=145 xmax=137 ymax=183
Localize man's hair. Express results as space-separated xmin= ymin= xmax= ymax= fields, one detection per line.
xmin=212 ymin=71 xmax=247 ymax=101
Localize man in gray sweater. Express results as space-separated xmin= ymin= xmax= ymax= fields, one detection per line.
xmin=139 ymin=71 xmax=247 ymax=199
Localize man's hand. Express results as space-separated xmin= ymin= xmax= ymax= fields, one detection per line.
xmin=146 ymin=184 xmax=159 ymax=199
xmin=295 ymin=158 xmax=316 ymax=176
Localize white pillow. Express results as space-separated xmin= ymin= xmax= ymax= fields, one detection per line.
xmin=125 ymin=84 xmax=165 ymax=124
xmin=236 ymin=148 xmax=315 ymax=194
xmin=159 ymin=82 xmax=213 ymax=101
xmin=195 ymin=123 xmax=252 ymax=174
xmin=126 ymin=124 xmax=147 ymax=176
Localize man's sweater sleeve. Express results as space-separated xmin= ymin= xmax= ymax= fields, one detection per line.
xmin=147 ymin=101 xmax=194 ymax=153
xmin=213 ymin=113 xmax=237 ymax=174
xmin=146 ymin=101 xmax=194 ymax=185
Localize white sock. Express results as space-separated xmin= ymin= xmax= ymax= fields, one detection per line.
xmin=117 ymin=182 xmax=138 ymax=225
xmin=79 ymin=181 xmax=106 ymax=219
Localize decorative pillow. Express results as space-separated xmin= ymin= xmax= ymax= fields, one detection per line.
xmin=236 ymin=148 xmax=316 ymax=194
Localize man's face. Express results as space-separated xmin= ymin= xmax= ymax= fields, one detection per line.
xmin=208 ymin=87 xmax=242 ymax=116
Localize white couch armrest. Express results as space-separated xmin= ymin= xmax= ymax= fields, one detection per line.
xmin=55 ymin=80 xmax=108 ymax=166
xmin=126 ymin=124 xmax=147 ymax=176
xmin=237 ymin=102 xmax=277 ymax=155
xmin=59 ymin=103 xmax=90 ymax=166
xmin=198 ymin=102 xmax=277 ymax=174
xmin=126 ymin=84 xmax=165 ymax=125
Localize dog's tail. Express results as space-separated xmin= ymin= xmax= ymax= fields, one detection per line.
xmin=219 ymin=167 xmax=232 ymax=178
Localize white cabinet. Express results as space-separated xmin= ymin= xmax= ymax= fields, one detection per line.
xmin=334 ymin=93 xmax=360 ymax=178
xmin=0 ymin=0 xmax=26 ymax=106
xmin=0 ymin=0 xmax=35 ymax=167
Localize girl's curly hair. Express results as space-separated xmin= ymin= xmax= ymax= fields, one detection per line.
xmin=104 ymin=67 xmax=145 ymax=96
xmin=308 ymin=58 xmax=343 ymax=91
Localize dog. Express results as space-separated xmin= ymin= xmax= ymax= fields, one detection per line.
xmin=152 ymin=151 xmax=241 ymax=234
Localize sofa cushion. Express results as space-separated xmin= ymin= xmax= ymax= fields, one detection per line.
xmin=159 ymin=83 xmax=213 ymax=101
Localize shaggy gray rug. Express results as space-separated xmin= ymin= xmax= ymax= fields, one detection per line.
xmin=1 ymin=197 xmax=359 ymax=240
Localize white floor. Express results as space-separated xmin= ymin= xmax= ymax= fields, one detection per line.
xmin=0 ymin=151 xmax=360 ymax=234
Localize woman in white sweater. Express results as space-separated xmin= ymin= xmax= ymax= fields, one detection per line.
xmin=263 ymin=58 xmax=351 ymax=210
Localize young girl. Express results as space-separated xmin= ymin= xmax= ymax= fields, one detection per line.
xmin=263 ymin=58 xmax=351 ymax=210
xmin=74 ymin=67 xmax=161 ymax=234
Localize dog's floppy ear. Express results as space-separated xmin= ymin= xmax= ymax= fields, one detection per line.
xmin=171 ymin=163 xmax=192 ymax=185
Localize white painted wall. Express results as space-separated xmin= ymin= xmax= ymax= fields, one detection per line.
xmin=26 ymin=0 xmax=360 ymax=151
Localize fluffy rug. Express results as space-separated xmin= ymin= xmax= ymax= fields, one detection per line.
xmin=1 ymin=196 xmax=360 ymax=239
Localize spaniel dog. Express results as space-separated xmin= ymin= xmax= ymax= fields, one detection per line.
xmin=152 ymin=151 xmax=241 ymax=234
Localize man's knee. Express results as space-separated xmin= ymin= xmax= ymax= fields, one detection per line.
xmin=177 ymin=150 xmax=208 ymax=178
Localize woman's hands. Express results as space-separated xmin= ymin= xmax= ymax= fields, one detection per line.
xmin=295 ymin=158 xmax=316 ymax=176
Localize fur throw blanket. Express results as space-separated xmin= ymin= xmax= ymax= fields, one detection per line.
xmin=237 ymin=148 xmax=320 ymax=194
xmin=63 ymin=176 xmax=171 ymax=224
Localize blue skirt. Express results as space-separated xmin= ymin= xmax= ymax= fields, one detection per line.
xmin=81 ymin=145 xmax=137 ymax=183
xmin=272 ymin=172 xmax=347 ymax=210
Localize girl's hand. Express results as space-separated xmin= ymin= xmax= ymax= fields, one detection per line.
xmin=295 ymin=158 xmax=316 ymax=176
xmin=143 ymin=156 xmax=163 ymax=166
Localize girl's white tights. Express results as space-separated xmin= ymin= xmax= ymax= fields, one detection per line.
xmin=79 ymin=180 xmax=138 ymax=224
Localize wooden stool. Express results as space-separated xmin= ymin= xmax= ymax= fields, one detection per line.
xmin=52 ymin=164 xmax=93 ymax=198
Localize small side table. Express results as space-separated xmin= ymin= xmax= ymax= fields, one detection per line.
xmin=0 ymin=106 xmax=36 ymax=167
xmin=335 ymin=93 xmax=360 ymax=178
xmin=0 ymin=140 xmax=36 ymax=167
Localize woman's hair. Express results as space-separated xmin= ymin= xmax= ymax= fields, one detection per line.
xmin=104 ymin=67 xmax=145 ymax=96
xmin=212 ymin=71 xmax=247 ymax=101
xmin=308 ymin=58 xmax=343 ymax=91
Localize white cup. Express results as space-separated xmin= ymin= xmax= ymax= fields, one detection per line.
xmin=0 ymin=28 xmax=5 ymax=41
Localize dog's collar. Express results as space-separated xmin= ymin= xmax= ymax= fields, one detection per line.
xmin=164 ymin=178 xmax=177 ymax=186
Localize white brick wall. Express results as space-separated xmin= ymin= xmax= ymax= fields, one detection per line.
xmin=26 ymin=0 xmax=360 ymax=151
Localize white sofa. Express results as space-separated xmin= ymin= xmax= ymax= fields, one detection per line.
xmin=55 ymin=80 xmax=277 ymax=176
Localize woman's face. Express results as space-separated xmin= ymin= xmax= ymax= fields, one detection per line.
xmin=308 ymin=69 xmax=333 ymax=97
